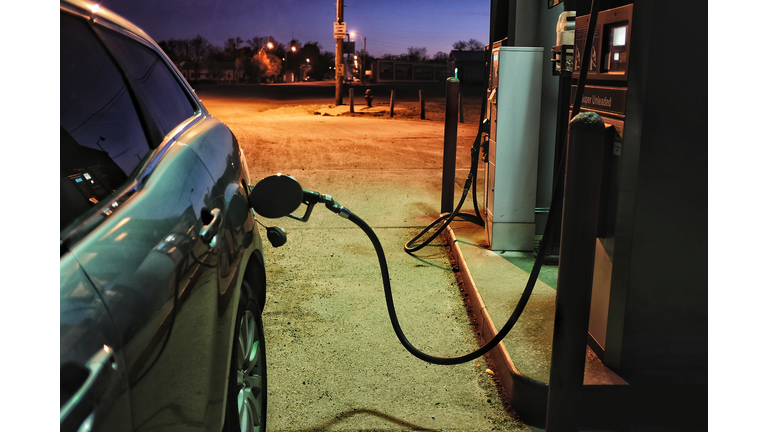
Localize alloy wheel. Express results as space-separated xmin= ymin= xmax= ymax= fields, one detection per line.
xmin=235 ymin=309 xmax=265 ymax=432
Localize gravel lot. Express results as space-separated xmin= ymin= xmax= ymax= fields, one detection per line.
xmin=198 ymin=84 xmax=530 ymax=432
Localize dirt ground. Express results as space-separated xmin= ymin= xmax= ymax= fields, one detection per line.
xmin=199 ymin=86 xmax=531 ymax=432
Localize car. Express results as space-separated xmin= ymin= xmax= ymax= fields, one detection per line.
xmin=60 ymin=1 xmax=268 ymax=431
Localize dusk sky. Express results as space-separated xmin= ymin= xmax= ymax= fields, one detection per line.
xmin=99 ymin=0 xmax=491 ymax=59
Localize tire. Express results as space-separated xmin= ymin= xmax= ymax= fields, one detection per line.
xmin=223 ymin=281 xmax=267 ymax=432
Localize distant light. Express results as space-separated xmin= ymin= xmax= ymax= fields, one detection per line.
xmin=267 ymin=42 xmax=274 ymax=49
xmin=350 ymin=32 xmax=356 ymax=38
xmin=306 ymin=58 xmax=310 ymax=62
xmin=90 ymin=3 xmax=100 ymax=13
xmin=291 ymin=47 xmax=296 ymax=52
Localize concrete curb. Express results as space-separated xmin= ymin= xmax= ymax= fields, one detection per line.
xmin=441 ymin=223 xmax=549 ymax=428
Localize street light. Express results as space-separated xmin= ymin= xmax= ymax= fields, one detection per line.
xmin=350 ymin=32 xmax=367 ymax=83
xmin=301 ymin=58 xmax=311 ymax=81
xmin=256 ymin=42 xmax=275 ymax=83
xmin=256 ymin=41 xmax=274 ymax=56
xmin=285 ymin=43 xmax=297 ymax=82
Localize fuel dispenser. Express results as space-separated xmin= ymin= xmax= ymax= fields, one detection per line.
xmin=484 ymin=45 xmax=543 ymax=251
xmin=555 ymin=3 xmax=634 ymax=363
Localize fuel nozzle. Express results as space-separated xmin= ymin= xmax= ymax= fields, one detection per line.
xmin=480 ymin=119 xmax=491 ymax=163
xmin=294 ymin=190 xmax=351 ymax=220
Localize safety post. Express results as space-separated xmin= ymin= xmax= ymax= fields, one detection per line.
xmin=545 ymin=111 xmax=605 ymax=432
xmin=350 ymin=88 xmax=355 ymax=113
xmin=420 ymin=90 xmax=425 ymax=120
xmin=390 ymin=90 xmax=395 ymax=117
xmin=441 ymin=77 xmax=460 ymax=214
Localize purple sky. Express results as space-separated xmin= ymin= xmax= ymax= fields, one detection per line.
xmin=98 ymin=0 xmax=490 ymax=58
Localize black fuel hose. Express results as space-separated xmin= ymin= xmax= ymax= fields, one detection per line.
xmin=346 ymin=166 xmax=562 ymax=364
xmin=403 ymin=135 xmax=485 ymax=254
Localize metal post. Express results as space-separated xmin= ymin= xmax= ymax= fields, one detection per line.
xmin=389 ymin=90 xmax=395 ymax=117
xmin=441 ymin=77 xmax=460 ymax=214
xmin=350 ymin=88 xmax=355 ymax=113
xmin=545 ymin=111 xmax=606 ymax=432
xmin=335 ymin=0 xmax=344 ymax=106
xmin=419 ymin=90 xmax=425 ymax=120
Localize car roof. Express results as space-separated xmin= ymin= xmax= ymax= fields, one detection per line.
xmin=60 ymin=0 xmax=161 ymax=52
xmin=60 ymin=0 xmax=207 ymax=117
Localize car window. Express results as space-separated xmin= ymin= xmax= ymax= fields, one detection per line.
xmin=98 ymin=29 xmax=197 ymax=138
xmin=60 ymin=13 xmax=151 ymax=230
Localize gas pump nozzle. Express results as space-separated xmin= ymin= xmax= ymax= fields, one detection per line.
xmin=480 ymin=119 xmax=491 ymax=163
xmin=287 ymin=190 xmax=351 ymax=222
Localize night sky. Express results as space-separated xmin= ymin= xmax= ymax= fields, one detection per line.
xmin=98 ymin=0 xmax=491 ymax=59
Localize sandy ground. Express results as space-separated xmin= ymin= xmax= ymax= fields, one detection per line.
xmin=199 ymin=89 xmax=531 ymax=432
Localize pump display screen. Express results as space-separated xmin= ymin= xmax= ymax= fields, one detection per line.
xmin=606 ymin=24 xmax=629 ymax=73
xmin=574 ymin=4 xmax=632 ymax=80
xmin=612 ymin=26 xmax=627 ymax=47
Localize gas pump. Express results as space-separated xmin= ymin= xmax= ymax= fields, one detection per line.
xmin=555 ymin=3 xmax=634 ymax=362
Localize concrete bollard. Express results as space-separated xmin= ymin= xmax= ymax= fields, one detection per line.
xmin=441 ymin=77 xmax=460 ymax=214
xmin=545 ymin=111 xmax=606 ymax=432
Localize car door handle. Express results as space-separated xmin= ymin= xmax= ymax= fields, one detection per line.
xmin=60 ymin=345 xmax=115 ymax=432
xmin=201 ymin=208 xmax=222 ymax=245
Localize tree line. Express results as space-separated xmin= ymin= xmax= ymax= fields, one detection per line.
xmin=157 ymin=35 xmax=484 ymax=82
xmin=379 ymin=39 xmax=485 ymax=63
xmin=158 ymin=35 xmax=334 ymax=82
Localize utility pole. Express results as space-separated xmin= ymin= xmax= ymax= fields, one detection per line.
xmin=335 ymin=0 xmax=344 ymax=105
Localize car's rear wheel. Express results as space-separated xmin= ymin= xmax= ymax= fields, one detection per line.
xmin=224 ymin=281 xmax=267 ymax=432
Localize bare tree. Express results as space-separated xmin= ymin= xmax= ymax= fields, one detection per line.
xmin=452 ymin=40 xmax=468 ymax=51
xmin=406 ymin=46 xmax=428 ymax=62
xmin=452 ymin=39 xmax=484 ymax=51
xmin=225 ymin=37 xmax=246 ymax=81
xmin=467 ymin=39 xmax=484 ymax=50
xmin=189 ymin=35 xmax=210 ymax=80
xmin=432 ymin=51 xmax=449 ymax=63
xmin=205 ymin=45 xmax=224 ymax=81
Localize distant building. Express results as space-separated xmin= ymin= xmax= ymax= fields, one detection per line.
xmin=447 ymin=50 xmax=486 ymax=85
xmin=371 ymin=60 xmax=448 ymax=83
xmin=177 ymin=61 xmax=243 ymax=83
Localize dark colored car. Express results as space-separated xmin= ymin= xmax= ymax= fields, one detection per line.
xmin=60 ymin=1 xmax=267 ymax=431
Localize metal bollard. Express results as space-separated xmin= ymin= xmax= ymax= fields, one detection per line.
xmin=389 ymin=90 xmax=395 ymax=117
xmin=350 ymin=88 xmax=355 ymax=113
xmin=545 ymin=111 xmax=606 ymax=432
xmin=420 ymin=90 xmax=425 ymax=120
xmin=441 ymin=77 xmax=460 ymax=214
